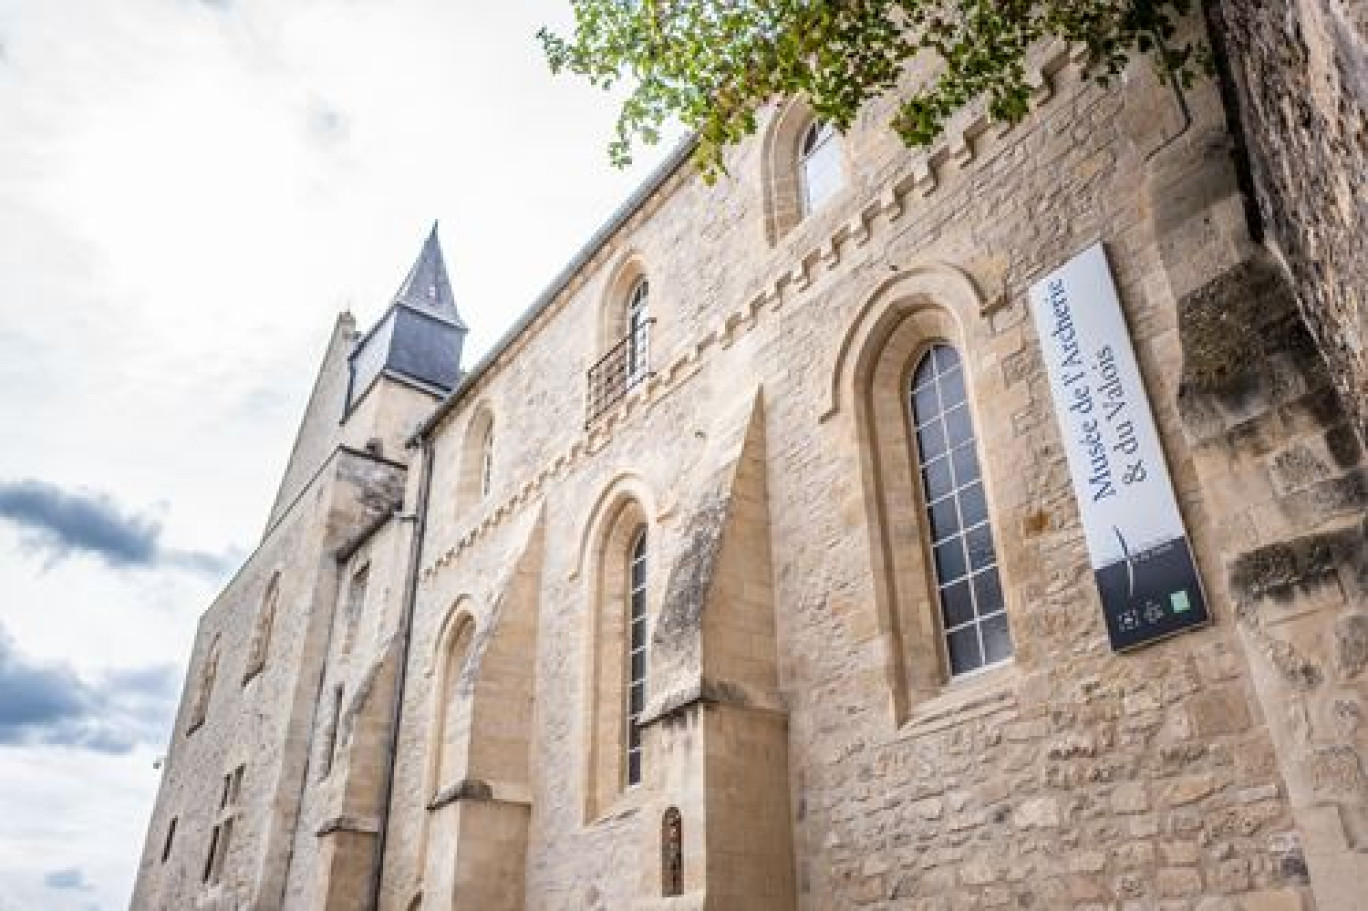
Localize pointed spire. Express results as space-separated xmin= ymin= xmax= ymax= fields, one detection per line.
xmin=393 ymin=222 xmax=465 ymax=329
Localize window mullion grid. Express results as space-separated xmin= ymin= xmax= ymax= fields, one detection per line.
xmin=626 ymin=541 xmax=648 ymax=786
xmin=912 ymin=348 xmax=1007 ymax=678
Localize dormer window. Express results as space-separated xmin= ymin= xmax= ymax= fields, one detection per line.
xmin=799 ymin=120 xmax=843 ymax=216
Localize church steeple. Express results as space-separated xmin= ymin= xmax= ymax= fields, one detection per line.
xmin=392 ymin=222 xmax=466 ymax=329
xmin=345 ymin=224 xmax=469 ymax=411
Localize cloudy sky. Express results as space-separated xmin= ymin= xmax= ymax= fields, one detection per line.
xmin=0 ymin=1 xmax=680 ymax=907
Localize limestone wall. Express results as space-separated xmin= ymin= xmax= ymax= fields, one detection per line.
xmin=382 ymin=23 xmax=1330 ymax=910
xmin=1209 ymin=0 xmax=1368 ymax=440
xmin=131 ymin=447 xmax=406 ymax=911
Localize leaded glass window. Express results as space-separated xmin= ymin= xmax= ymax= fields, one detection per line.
xmin=909 ymin=344 xmax=1012 ymax=677
xmin=625 ymin=528 xmax=647 ymax=786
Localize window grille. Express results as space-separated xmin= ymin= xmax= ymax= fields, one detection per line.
xmin=909 ymin=344 xmax=1012 ymax=676
xmin=587 ymin=315 xmax=656 ymax=424
xmin=625 ymin=528 xmax=647 ymax=786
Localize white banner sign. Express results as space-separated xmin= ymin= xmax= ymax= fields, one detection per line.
xmin=1029 ymin=243 xmax=1209 ymax=651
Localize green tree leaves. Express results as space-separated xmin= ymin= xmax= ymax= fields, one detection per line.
xmin=539 ymin=1 xmax=1206 ymax=179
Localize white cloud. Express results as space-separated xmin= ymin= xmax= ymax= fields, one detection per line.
xmin=0 ymin=0 xmax=683 ymax=905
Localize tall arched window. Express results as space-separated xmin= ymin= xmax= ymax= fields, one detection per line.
xmin=625 ymin=528 xmax=648 ymax=786
xmin=435 ymin=616 xmax=475 ymax=791
xmin=909 ymin=344 xmax=1011 ymax=676
xmin=798 ymin=120 xmax=843 ymax=216
xmin=583 ymin=489 xmax=652 ymax=820
xmin=626 ymin=278 xmax=651 ymax=385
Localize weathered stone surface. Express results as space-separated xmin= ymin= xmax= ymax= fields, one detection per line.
xmin=132 ymin=9 xmax=1368 ymax=910
xmin=1210 ymin=0 xmax=1368 ymax=443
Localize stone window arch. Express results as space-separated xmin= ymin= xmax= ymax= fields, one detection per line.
xmin=187 ymin=635 xmax=220 ymax=734
xmin=428 ymin=608 xmax=477 ymax=797
xmin=760 ymin=98 xmax=847 ymax=245
xmin=831 ymin=263 xmax=1015 ymax=720
xmin=579 ymin=481 xmax=655 ymax=821
xmin=457 ymin=405 xmax=495 ymax=513
xmin=589 ymin=256 xmax=655 ymax=421
xmin=242 ymin=572 xmax=279 ymax=683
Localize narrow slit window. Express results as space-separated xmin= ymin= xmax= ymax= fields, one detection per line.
xmin=625 ymin=528 xmax=647 ymax=787
xmin=909 ymin=344 xmax=1012 ymax=677
xmin=161 ymin=817 xmax=177 ymax=863
xmin=480 ymin=425 xmax=494 ymax=499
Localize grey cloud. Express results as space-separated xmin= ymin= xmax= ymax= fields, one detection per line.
xmin=304 ymin=97 xmax=349 ymax=147
xmin=0 ymin=621 xmax=180 ymax=754
xmin=44 ymin=868 xmax=93 ymax=892
xmin=0 ymin=478 xmax=235 ymax=579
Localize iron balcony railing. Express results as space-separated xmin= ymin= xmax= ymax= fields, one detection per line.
xmin=586 ymin=319 xmax=654 ymax=425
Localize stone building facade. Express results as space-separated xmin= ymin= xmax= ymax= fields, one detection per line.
xmin=132 ymin=16 xmax=1367 ymax=911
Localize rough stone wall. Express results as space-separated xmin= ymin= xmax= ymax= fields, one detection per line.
xmin=136 ymin=13 xmax=1368 ymax=911
xmin=1178 ymin=252 xmax=1368 ymax=910
xmin=375 ymin=24 xmax=1329 ymax=911
xmin=131 ymin=447 xmax=406 ymax=911
xmin=280 ymin=512 xmax=414 ymax=910
xmin=1209 ymin=0 xmax=1368 ymax=440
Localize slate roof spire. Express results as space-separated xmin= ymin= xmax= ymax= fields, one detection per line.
xmin=392 ymin=221 xmax=465 ymax=329
xmin=345 ymin=222 xmax=469 ymax=411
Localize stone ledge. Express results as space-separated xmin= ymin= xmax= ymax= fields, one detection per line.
xmin=315 ymin=815 xmax=379 ymax=837
xmin=639 ymin=677 xmax=787 ymax=727
xmin=891 ymin=664 xmax=1020 ymax=741
xmin=426 ymin=777 xmax=532 ymax=811
xmin=1230 ymin=519 xmax=1365 ymax=605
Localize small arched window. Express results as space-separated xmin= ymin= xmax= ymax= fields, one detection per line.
xmin=662 ymin=806 xmax=683 ymax=896
xmin=798 ymin=120 xmax=843 ymax=216
xmin=909 ymin=344 xmax=1011 ymax=677
xmin=625 ymin=527 xmax=648 ymax=787
xmin=243 ymin=574 xmax=279 ymax=683
xmin=457 ymin=406 xmax=495 ymax=514
xmin=479 ymin=424 xmax=494 ymax=500
xmin=188 ymin=636 xmax=220 ymax=733
xmin=626 ymin=278 xmax=651 ymax=384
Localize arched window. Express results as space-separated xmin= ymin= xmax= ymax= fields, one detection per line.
xmin=457 ymin=406 xmax=495 ymax=514
xmin=909 ymin=344 xmax=1011 ymax=676
xmin=479 ymin=424 xmax=494 ymax=500
xmin=188 ymin=636 xmax=220 ymax=734
xmin=434 ymin=615 xmax=475 ymax=791
xmin=661 ymin=806 xmax=683 ymax=896
xmin=582 ymin=488 xmax=652 ymax=820
xmin=625 ymin=528 xmax=648 ymax=786
xmin=626 ymin=278 xmax=651 ymax=385
xmin=243 ymin=574 xmax=279 ymax=683
xmin=798 ymin=119 xmax=843 ymax=216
